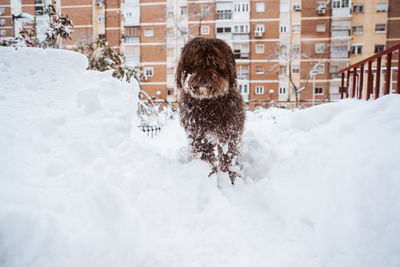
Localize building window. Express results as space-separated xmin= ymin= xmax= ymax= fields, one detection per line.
xmin=255 ymin=24 xmax=265 ymax=33
xmin=375 ymin=24 xmax=386 ymax=33
xmin=255 ymin=44 xmax=264 ymax=54
xmin=280 ymin=45 xmax=288 ymax=56
xmin=167 ymin=28 xmax=174 ymax=36
xmin=255 ymin=86 xmax=264 ymax=94
xmin=256 ymin=2 xmax=265 ymax=12
xmin=234 ymin=24 xmax=249 ymax=34
xmin=333 ymin=0 xmax=349 ymax=8
xmin=180 ymin=26 xmax=188 ymax=36
xmin=216 ymin=27 xmax=231 ymax=33
xmin=280 ymin=25 xmax=288 ymax=33
xmin=256 ymin=66 xmax=264 ymax=74
xmin=279 ymin=66 xmax=287 ymax=75
xmin=0 ymin=29 xmax=6 ymax=36
xmin=167 ymin=47 xmax=174 ymax=57
xmin=332 ymin=0 xmax=340 ymax=8
xmin=237 ymin=65 xmax=249 ymax=80
xmin=98 ymin=15 xmax=105 ymax=23
xmin=0 ymin=19 xmax=5 ymax=26
xmin=316 ymin=64 xmax=325 ymax=74
xmin=342 ymin=0 xmax=349 ymax=7
xmin=292 ymin=24 xmax=301 ymax=33
xmin=201 ymin=25 xmax=210 ymax=35
xmin=234 ymin=43 xmax=249 ymax=59
xmin=331 ymin=45 xmax=348 ymax=57
xmin=167 ymin=67 xmax=174 ymax=75
xmin=292 ymin=44 xmax=300 ymax=54
xmin=330 ymin=65 xmax=339 ymax=79
xmin=315 ymin=43 xmax=326 ymax=54
xmin=167 ymin=7 xmax=174 ymax=17
xmin=34 ymin=0 xmax=44 ymax=15
xmin=353 ymin=4 xmax=364 ymax=13
xmin=234 ymin=3 xmax=249 ymax=12
xmin=315 ymin=87 xmax=323 ymax=95
xmin=0 ymin=8 xmax=5 ymax=15
xmin=374 ymin=45 xmax=385 ymax=53
xmin=144 ymin=67 xmax=154 ymax=77
xmin=317 ymin=2 xmax=326 ymax=9
xmin=351 ymin=44 xmax=363 ymax=55
xmin=180 ymin=6 xmax=188 ymax=16
xmin=316 ymin=24 xmax=326 ymax=32
xmin=201 ymin=5 xmax=210 ymax=15
xmin=279 ymin=87 xmax=287 ymax=95
xmin=352 ymin=25 xmax=363 ymax=34
xmin=125 ymin=27 xmax=139 ymax=37
xmin=144 ymin=28 xmax=154 ymax=37
xmin=376 ymin=3 xmax=388 ymax=12
xmin=293 ymin=3 xmax=301 ymax=11
xmin=239 ymin=84 xmax=249 ymax=94
xmin=292 ymin=65 xmax=300 ymax=74
xmin=280 ymin=1 xmax=290 ymax=12
xmin=216 ymin=10 xmax=232 ymax=20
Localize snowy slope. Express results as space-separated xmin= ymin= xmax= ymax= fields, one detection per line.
xmin=0 ymin=47 xmax=400 ymax=267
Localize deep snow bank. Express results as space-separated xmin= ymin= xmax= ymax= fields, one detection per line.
xmin=1 ymin=47 xmax=400 ymax=267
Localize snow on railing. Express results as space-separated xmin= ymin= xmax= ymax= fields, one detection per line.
xmin=137 ymin=90 xmax=176 ymax=137
xmin=339 ymin=44 xmax=400 ymax=100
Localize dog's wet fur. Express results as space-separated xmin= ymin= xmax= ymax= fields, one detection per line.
xmin=176 ymin=37 xmax=246 ymax=184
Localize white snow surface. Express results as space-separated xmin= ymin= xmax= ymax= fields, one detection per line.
xmin=1 ymin=47 xmax=400 ymax=267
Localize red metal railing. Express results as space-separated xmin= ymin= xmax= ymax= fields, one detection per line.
xmin=339 ymin=44 xmax=400 ymax=100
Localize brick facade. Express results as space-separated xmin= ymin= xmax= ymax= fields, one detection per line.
xmin=2 ymin=0 xmax=393 ymax=108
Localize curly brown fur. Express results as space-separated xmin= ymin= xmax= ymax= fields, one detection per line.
xmin=176 ymin=37 xmax=246 ymax=184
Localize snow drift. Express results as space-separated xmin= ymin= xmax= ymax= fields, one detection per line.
xmin=0 ymin=47 xmax=400 ymax=267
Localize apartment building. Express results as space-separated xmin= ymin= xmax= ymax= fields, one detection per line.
xmin=123 ymin=0 xmax=395 ymax=107
xmin=2 ymin=0 xmax=397 ymax=107
xmin=0 ymin=0 xmax=12 ymax=38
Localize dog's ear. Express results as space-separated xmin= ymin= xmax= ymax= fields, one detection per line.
xmin=221 ymin=41 xmax=237 ymax=88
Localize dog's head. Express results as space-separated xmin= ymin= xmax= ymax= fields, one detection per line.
xmin=176 ymin=37 xmax=237 ymax=99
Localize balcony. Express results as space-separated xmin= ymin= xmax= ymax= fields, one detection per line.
xmin=330 ymin=73 xmax=340 ymax=79
xmin=237 ymin=80 xmax=249 ymax=101
xmin=125 ymin=55 xmax=140 ymax=64
xmin=216 ymin=11 xmax=232 ymax=20
xmin=332 ymin=7 xmax=351 ymax=17
xmin=254 ymin=31 xmax=263 ymax=38
xmin=331 ymin=29 xmax=350 ymax=37
xmin=234 ymin=52 xmax=249 ymax=59
xmin=330 ymin=50 xmax=349 ymax=58
xmin=124 ymin=36 xmax=140 ymax=44
xmin=237 ymin=73 xmax=249 ymax=80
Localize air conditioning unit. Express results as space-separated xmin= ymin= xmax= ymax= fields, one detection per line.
xmin=254 ymin=31 xmax=263 ymax=37
xmin=317 ymin=7 xmax=326 ymax=15
xmin=293 ymin=4 xmax=301 ymax=11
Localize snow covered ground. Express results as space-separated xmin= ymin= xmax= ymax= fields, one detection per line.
xmin=1 ymin=47 xmax=400 ymax=267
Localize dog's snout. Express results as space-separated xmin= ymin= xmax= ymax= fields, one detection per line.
xmin=198 ymin=77 xmax=207 ymax=86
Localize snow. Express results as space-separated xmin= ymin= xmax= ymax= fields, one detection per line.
xmin=1 ymin=47 xmax=400 ymax=267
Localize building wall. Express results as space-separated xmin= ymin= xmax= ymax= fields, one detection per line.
xmin=4 ymin=0 xmax=393 ymax=107
xmin=300 ymin=0 xmax=331 ymax=104
xmin=387 ymin=0 xmax=400 ymax=47
xmin=351 ymin=0 xmax=388 ymax=63
xmin=0 ymin=1 xmax=12 ymax=38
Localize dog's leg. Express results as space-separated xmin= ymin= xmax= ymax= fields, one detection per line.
xmin=190 ymin=135 xmax=218 ymax=176
xmin=218 ymin=139 xmax=241 ymax=185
